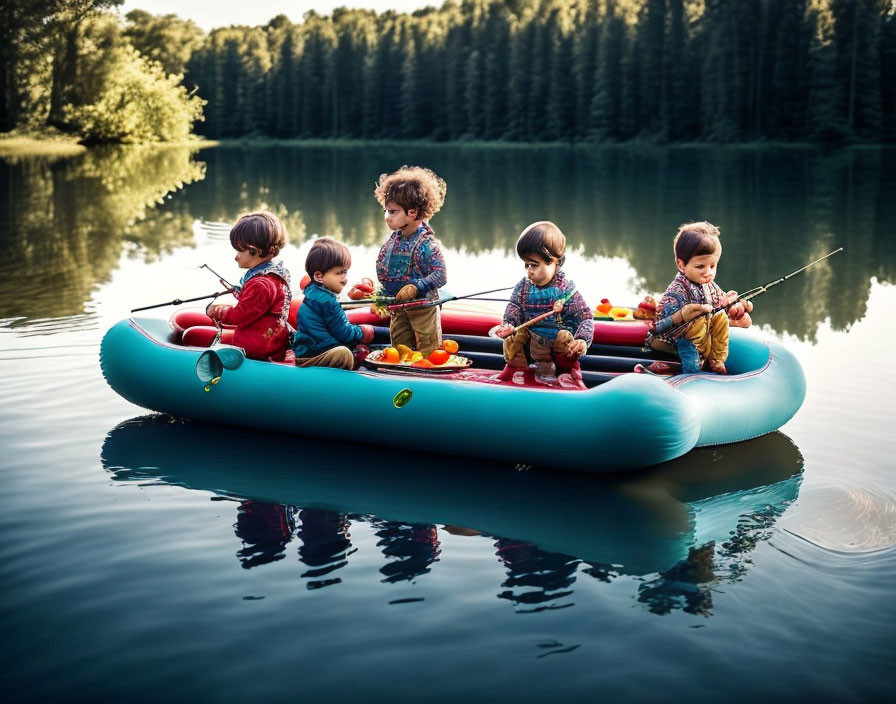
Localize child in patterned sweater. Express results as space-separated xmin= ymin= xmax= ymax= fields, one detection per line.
xmin=649 ymin=221 xmax=752 ymax=374
xmin=494 ymin=221 xmax=593 ymax=386
xmin=374 ymin=165 xmax=447 ymax=356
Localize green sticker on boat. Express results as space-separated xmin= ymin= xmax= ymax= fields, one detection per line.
xmin=393 ymin=388 xmax=413 ymax=408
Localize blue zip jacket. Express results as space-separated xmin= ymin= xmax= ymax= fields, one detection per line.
xmin=291 ymin=282 xmax=364 ymax=358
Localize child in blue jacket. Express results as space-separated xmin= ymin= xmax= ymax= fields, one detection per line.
xmin=291 ymin=238 xmax=375 ymax=369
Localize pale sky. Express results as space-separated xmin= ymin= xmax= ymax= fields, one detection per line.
xmin=118 ymin=1 xmax=440 ymax=31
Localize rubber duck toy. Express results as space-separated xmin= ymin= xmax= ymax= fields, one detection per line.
xmin=633 ymin=295 xmax=657 ymax=320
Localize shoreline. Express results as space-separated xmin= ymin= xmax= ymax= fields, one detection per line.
xmin=0 ymin=133 xmax=218 ymax=158
xmin=3 ymin=131 xmax=893 ymax=158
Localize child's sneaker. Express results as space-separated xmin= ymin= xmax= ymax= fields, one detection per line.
xmin=633 ymin=361 xmax=675 ymax=376
xmin=558 ymin=362 xmax=587 ymax=390
xmin=496 ymin=364 xmax=518 ymax=382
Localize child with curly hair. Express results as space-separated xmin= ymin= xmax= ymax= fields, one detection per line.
xmin=374 ymin=165 xmax=448 ymax=356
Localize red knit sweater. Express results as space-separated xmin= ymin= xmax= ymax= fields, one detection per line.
xmin=218 ymin=275 xmax=289 ymax=360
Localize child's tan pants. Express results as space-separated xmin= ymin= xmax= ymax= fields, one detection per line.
xmin=296 ymin=346 xmax=355 ymax=370
xmin=686 ymin=311 xmax=729 ymax=362
xmin=390 ymin=305 xmax=442 ymax=356
xmin=503 ymin=328 xmax=574 ymax=370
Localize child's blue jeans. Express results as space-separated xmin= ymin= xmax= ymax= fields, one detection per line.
xmin=675 ymin=338 xmax=703 ymax=373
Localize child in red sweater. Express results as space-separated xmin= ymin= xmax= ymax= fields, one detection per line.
xmin=180 ymin=211 xmax=292 ymax=360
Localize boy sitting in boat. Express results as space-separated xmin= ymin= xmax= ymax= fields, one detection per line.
xmin=648 ymin=221 xmax=752 ymax=374
xmin=291 ymin=238 xmax=375 ymax=369
xmin=374 ymin=165 xmax=447 ymax=356
xmin=180 ymin=211 xmax=292 ymax=361
xmin=494 ymin=221 xmax=593 ymax=386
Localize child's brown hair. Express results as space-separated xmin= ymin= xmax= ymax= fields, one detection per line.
xmin=374 ymin=165 xmax=447 ymax=221
xmin=230 ymin=211 xmax=287 ymax=258
xmin=516 ymin=221 xmax=567 ymax=267
xmin=674 ymin=221 xmax=721 ymax=264
xmin=305 ymin=237 xmax=351 ymax=276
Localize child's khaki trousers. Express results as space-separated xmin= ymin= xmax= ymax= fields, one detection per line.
xmin=390 ymin=305 xmax=442 ymax=356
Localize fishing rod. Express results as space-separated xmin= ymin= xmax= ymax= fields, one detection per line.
xmin=339 ymin=296 xmax=397 ymax=308
xmin=131 ymin=291 xmax=229 ymax=312
xmin=497 ymin=288 xmax=579 ymax=338
xmin=664 ymin=247 xmax=844 ymax=338
xmin=200 ymin=263 xmax=237 ymax=292
xmin=386 ymin=286 xmax=516 ymax=312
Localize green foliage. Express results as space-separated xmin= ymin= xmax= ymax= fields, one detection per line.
xmin=4 ymin=0 xmax=895 ymax=144
xmin=65 ymin=45 xmax=205 ymax=143
xmin=124 ymin=10 xmax=204 ymax=77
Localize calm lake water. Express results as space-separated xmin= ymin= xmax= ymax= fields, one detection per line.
xmin=1 ymin=143 xmax=894 ymax=701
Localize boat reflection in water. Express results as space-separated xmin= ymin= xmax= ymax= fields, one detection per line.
xmin=101 ymin=417 xmax=803 ymax=616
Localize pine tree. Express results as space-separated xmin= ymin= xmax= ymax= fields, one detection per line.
xmin=618 ymin=18 xmax=639 ymax=140
xmin=698 ymin=0 xmax=738 ymax=140
xmin=545 ymin=4 xmax=575 ymax=140
xmin=526 ymin=5 xmax=551 ymax=140
xmin=880 ymin=7 xmax=896 ymax=142
xmin=768 ymin=0 xmax=810 ymax=139
xmin=443 ymin=18 xmax=468 ymax=140
xmin=806 ymin=1 xmax=847 ymax=142
xmin=506 ymin=13 xmax=536 ymax=140
xmin=482 ymin=1 xmax=512 ymax=139
xmin=590 ymin=6 xmax=624 ymax=141
xmin=571 ymin=0 xmax=598 ymax=140
xmin=663 ymin=0 xmax=694 ymax=141
xmin=636 ymin=0 xmax=666 ymax=139
xmin=831 ymin=0 xmax=886 ymax=141
xmin=399 ymin=19 xmax=424 ymax=138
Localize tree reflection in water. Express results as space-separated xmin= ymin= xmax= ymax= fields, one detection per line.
xmin=0 ymin=145 xmax=204 ymax=322
xmin=4 ymin=144 xmax=894 ymax=338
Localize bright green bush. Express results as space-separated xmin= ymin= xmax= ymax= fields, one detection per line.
xmin=66 ymin=46 xmax=205 ymax=143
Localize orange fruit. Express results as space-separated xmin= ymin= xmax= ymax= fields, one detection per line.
xmin=383 ymin=347 xmax=400 ymax=363
xmin=412 ymin=359 xmax=434 ymax=368
xmin=429 ymin=349 xmax=450 ymax=365
xmin=442 ymin=339 xmax=459 ymax=354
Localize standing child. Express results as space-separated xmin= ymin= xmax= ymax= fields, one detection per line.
xmin=181 ymin=211 xmax=292 ymax=361
xmin=374 ymin=165 xmax=447 ymax=356
xmin=291 ymin=238 xmax=375 ymax=369
xmin=649 ymin=221 xmax=752 ymax=374
xmin=494 ymin=221 xmax=593 ymax=385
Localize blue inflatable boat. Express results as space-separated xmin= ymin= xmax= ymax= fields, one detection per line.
xmin=99 ymin=315 xmax=806 ymax=473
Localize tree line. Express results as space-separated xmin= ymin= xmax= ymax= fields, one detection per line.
xmin=3 ymin=0 xmax=894 ymax=144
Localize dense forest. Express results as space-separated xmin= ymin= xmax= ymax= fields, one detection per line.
xmin=2 ymin=0 xmax=895 ymax=144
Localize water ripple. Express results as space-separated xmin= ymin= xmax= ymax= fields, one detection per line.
xmin=779 ymin=483 xmax=896 ymax=555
